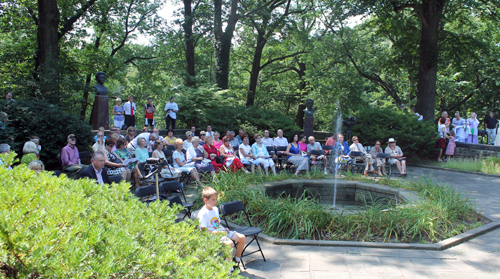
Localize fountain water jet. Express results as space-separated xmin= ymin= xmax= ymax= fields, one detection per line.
xmin=332 ymin=101 xmax=343 ymax=209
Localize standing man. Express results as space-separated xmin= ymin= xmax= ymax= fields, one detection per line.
xmin=5 ymin=92 xmax=14 ymax=102
xmin=124 ymin=95 xmax=137 ymax=129
xmin=261 ymin=130 xmax=274 ymax=147
xmin=485 ymin=111 xmax=498 ymax=145
xmin=206 ymin=125 xmax=214 ymax=138
xmin=79 ymin=150 xmax=110 ymax=184
xmin=190 ymin=126 xmax=197 ymax=136
xmin=164 ymin=96 xmax=179 ymax=130
xmin=61 ymin=134 xmax=87 ymax=179
xmin=144 ymin=97 xmax=156 ymax=129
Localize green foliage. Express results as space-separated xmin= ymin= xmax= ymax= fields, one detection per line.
xmin=205 ymin=172 xmax=479 ymax=243
xmin=350 ymin=106 xmax=437 ymax=159
xmin=0 ymin=100 xmax=94 ymax=168
xmin=433 ymin=157 xmax=500 ymax=175
xmin=0 ymin=162 xmax=236 ymax=278
xmin=173 ymin=85 xmax=298 ymax=136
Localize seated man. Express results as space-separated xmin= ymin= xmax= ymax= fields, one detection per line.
xmin=61 ymin=134 xmax=87 ymax=179
xmin=307 ymin=136 xmax=328 ymax=175
xmin=349 ymin=136 xmax=374 ymax=176
xmin=273 ymin=129 xmax=288 ymax=169
xmin=110 ymin=126 xmax=125 ymax=138
xmin=79 ymin=150 xmax=110 ymax=184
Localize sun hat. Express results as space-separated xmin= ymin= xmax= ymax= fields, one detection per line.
xmin=387 ymin=138 xmax=396 ymax=143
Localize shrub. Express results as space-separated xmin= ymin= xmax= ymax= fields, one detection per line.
xmin=0 ymin=157 xmax=237 ymax=278
xmin=172 ymin=85 xmax=298 ymax=137
xmin=0 ymin=100 xmax=94 ymax=169
xmin=350 ymin=107 xmax=437 ymax=159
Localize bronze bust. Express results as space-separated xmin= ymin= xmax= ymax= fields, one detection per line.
xmin=94 ymin=71 xmax=108 ymax=96
xmin=303 ymin=98 xmax=315 ymax=116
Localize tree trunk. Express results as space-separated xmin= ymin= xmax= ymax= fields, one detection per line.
xmin=295 ymin=62 xmax=306 ymax=129
xmin=183 ymin=0 xmax=196 ymax=87
xmin=415 ymin=0 xmax=445 ymax=121
xmin=37 ymin=0 xmax=60 ymax=95
xmin=80 ymin=73 xmax=92 ymax=120
xmin=214 ymin=0 xmax=238 ymax=89
xmin=246 ymin=34 xmax=267 ymax=107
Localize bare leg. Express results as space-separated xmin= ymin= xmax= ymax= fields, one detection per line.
xmin=251 ymin=164 xmax=255 ymax=174
xmin=231 ymin=232 xmax=246 ymax=258
xmin=190 ymin=169 xmax=200 ymax=181
xmin=401 ymin=160 xmax=406 ymax=174
xmin=121 ymin=168 xmax=131 ymax=182
xmin=395 ymin=160 xmax=402 ymax=173
xmin=438 ymin=149 xmax=443 ymax=161
xmin=271 ymin=165 xmax=276 ymax=175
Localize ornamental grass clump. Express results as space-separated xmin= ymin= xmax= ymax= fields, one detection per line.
xmin=438 ymin=157 xmax=500 ymax=175
xmin=208 ymin=171 xmax=481 ymax=243
xmin=0 ymin=155 xmax=237 ymax=278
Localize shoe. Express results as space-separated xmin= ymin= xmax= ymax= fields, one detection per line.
xmin=324 ymin=170 xmax=328 ymax=175
xmin=377 ymin=172 xmax=383 ymax=177
xmin=363 ymin=171 xmax=368 ymax=177
xmin=401 ymin=173 xmax=407 ymax=178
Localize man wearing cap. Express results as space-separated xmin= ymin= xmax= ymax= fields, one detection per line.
xmin=79 ymin=150 xmax=110 ymax=184
xmin=61 ymin=134 xmax=87 ymax=179
xmin=124 ymin=95 xmax=137 ymax=129
xmin=127 ymin=131 xmax=159 ymax=156
xmin=164 ymin=96 xmax=179 ymax=130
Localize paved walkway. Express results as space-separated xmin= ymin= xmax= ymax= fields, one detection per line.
xmin=239 ymin=167 xmax=500 ymax=278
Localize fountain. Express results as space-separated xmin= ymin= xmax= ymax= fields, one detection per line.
xmin=332 ymin=102 xmax=343 ymax=209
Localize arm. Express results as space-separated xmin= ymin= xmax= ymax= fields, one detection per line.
xmin=61 ymin=148 xmax=70 ymax=166
xmin=284 ymin=144 xmax=296 ymax=157
xmin=219 ymin=146 xmax=233 ymax=158
xmin=113 ymin=106 xmax=117 ymax=115
xmin=239 ymin=147 xmax=250 ymax=158
xmin=105 ymin=156 xmax=124 ymax=168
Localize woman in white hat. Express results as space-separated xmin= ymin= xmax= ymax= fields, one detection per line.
xmin=384 ymin=138 xmax=407 ymax=177
xmin=113 ymin=98 xmax=125 ymax=129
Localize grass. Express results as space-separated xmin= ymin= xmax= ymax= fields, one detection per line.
xmin=433 ymin=157 xmax=500 ymax=175
xmin=199 ymin=170 xmax=483 ymax=243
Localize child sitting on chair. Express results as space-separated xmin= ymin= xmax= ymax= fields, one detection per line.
xmin=199 ymin=187 xmax=246 ymax=272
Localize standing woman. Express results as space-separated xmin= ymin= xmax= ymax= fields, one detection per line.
xmin=452 ymin=112 xmax=466 ymax=143
xmin=252 ymin=133 xmax=276 ymax=175
xmin=187 ymin=136 xmax=216 ymax=177
xmin=213 ymin=132 xmax=223 ymax=149
xmin=385 ymin=138 xmax=407 ymax=177
xmin=203 ymin=135 xmax=224 ymax=173
xmin=465 ymin=112 xmax=480 ymax=144
xmin=285 ymin=134 xmax=309 ymax=177
xmin=113 ymin=98 xmax=125 ymax=129
xmin=219 ymin=136 xmax=249 ymax=173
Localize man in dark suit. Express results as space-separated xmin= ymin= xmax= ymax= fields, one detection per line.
xmin=79 ymin=150 xmax=110 ymax=184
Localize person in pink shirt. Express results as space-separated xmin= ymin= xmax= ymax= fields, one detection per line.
xmin=61 ymin=134 xmax=87 ymax=179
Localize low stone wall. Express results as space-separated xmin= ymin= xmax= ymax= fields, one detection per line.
xmin=454 ymin=142 xmax=500 ymax=159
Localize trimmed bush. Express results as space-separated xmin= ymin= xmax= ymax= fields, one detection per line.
xmin=0 ymin=156 xmax=237 ymax=278
xmin=0 ymin=100 xmax=94 ymax=169
xmin=350 ymin=107 xmax=437 ymax=159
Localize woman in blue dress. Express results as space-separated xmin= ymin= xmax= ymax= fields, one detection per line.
xmin=113 ymin=98 xmax=125 ymax=129
xmin=284 ymin=134 xmax=309 ymax=177
xmin=452 ymin=112 xmax=466 ymax=143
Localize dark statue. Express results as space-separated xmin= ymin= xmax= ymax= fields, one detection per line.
xmin=94 ymin=71 xmax=108 ymax=96
xmin=303 ymin=98 xmax=315 ymax=116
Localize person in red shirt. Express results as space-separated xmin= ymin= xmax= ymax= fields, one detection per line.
xmin=144 ymin=97 xmax=156 ymax=129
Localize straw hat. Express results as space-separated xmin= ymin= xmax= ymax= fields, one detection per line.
xmin=387 ymin=138 xmax=396 ymax=143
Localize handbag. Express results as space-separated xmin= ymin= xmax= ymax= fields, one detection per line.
xmin=216 ymin=155 xmax=224 ymax=164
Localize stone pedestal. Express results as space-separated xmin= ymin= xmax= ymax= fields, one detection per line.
xmin=90 ymin=95 xmax=109 ymax=130
xmin=304 ymin=115 xmax=314 ymax=138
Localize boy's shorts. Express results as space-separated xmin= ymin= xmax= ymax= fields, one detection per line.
xmin=220 ymin=230 xmax=236 ymax=243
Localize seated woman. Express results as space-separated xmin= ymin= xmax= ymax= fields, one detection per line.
xmin=103 ymin=138 xmax=131 ymax=182
xmin=114 ymin=137 xmax=142 ymax=186
xmin=165 ymin=129 xmax=176 ymax=146
xmin=298 ymin=134 xmax=308 ymax=155
xmin=252 ymin=133 xmax=276 ymax=175
xmin=370 ymin=140 xmax=386 ymax=176
xmin=213 ymin=132 xmax=223 ymax=149
xmin=333 ymin=134 xmax=350 ymax=171
xmin=385 ymin=138 xmax=407 ymax=177
xmin=199 ymin=131 xmax=206 ymax=146
xmin=21 ymin=141 xmax=38 ymax=165
xmin=239 ymin=133 xmax=259 ymax=174
xmin=28 ymin=160 xmax=44 ymax=174
xmin=135 ymin=137 xmax=149 ymax=163
xmin=187 ymin=136 xmax=216 ymax=177
xmin=285 ymin=134 xmax=309 ymax=177
xmin=125 ymin=126 xmax=135 ymax=144
xmin=219 ymin=136 xmax=249 ymax=173
xmin=173 ymin=138 xmax=201 ymax=182
xmin=203 ymin=135 xmax=224 ymax=173
xmin=183 ymin=131 xmax=193 ymax=150
xmin=349 ymin=136 xmax=374 ymax=176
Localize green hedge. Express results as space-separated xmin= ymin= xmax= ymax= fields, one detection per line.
xmin=0 ymin=100 xmax=93 ymax=168
xmin=0 ymin=155 xmax=237 ymax=278
xmin=350 ymin=107 xmax=437 ymax=159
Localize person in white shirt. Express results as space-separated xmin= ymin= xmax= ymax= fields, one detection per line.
xmin=306 ymin=136 xmax=328 ymax=175
xmin=273 ymin=129 xmax=288 ymax=169
xmin=206 ymin=125 xmax=214 ymax=138
xmin=411 ymin=107 xmax=423 ymax=121
xmin=92 ymin=131 xmax=105 ymax=152
xmin=228 ymin=131 xmax=239 ymax=147
xmin=123 ymin=95 xmax=137 ymax=129
xmin=239 ymin=133 xmax=258 ymax=174
xmin=349 ymin=136 xmax=374 ymax=176
xmin=126 ymin=132 xmax=158 ymax=155
xmin=261 ymin=130 xmax=274 ymax=147
xmin=183 ymin=131 xmax=194 ymax=150
xmin=164 ymin=96 xmax=179 ymax=129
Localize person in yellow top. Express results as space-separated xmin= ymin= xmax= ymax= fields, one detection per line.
xmin=21 ymin=141 xmax=39 ymax=165
xmin=165 ymin=129 xmax=177 ymax=145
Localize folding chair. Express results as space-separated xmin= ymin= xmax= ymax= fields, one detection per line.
xmin=322 ymin=145 xmax=335 ymax=174
xmin=135 ymin=184 xmax=166 ymax=204
xmin=167 ymin=195 xmax=191 ymax=221
xmin=349 ymin=151 xmax=366 ymax=174
xmin=166 ymin=144 xmax=176 ymax=151
xmin=108 ymin=175 xmax=123 ymax=184
xmin=160 ymin=180 xmax=193 ymax=218
xmin=276 ymin=146 xmax=288 ymax=171
xmin=377 ymin=153 xmax=392 ymax=177
xmin=309 ymin=149 xmax=325 ymax=170
xmin=220 ymin=201 xmax=266 ymax=269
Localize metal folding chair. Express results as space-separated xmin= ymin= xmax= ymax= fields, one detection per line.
xmin=377 ymin=153 xmax=392 ymax=177
xmin=161 ymin=180 xmax=193 ymax=218
xmin=220 ymin=201 xmax=266 ymax=269
xmin=309 ymin=149 xmax=325 ymax=170
xmin=349 ymin=151 xmax=366 ymax=174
